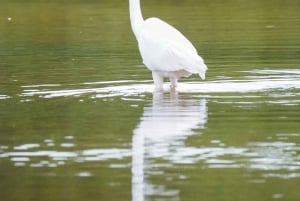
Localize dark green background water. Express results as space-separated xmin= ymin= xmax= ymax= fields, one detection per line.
xmin=0 ymin=0 xmax=300 ymax=201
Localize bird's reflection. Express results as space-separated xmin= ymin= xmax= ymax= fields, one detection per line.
xmin=132 ymin=90 xmax=208 ymax=201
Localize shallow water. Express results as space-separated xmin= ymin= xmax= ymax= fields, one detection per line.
xmin=1 ymin=0 xmax=300 ymax=201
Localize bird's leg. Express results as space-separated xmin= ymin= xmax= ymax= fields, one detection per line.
xmin=152 ymin=71 xmax=164 ymax=90
xmin=170 ymin=77 xmax=178 ymax=88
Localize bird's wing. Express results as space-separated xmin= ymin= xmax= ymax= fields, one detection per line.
xmin=143 ymin=18 xmax=197 ymax=53
xmin=163 ymin=44 xmax=206 ymax=73
xmin=137 ymin=17 xmax=206 ymax=73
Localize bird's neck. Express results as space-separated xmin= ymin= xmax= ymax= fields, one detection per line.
xmin=129 ymin=0 xmax=144 ymax=37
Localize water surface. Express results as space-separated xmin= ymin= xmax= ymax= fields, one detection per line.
xmin=0 ymin=0 xmax=300 ymax=201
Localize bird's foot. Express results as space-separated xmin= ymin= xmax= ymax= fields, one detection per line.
xmin=170 ymin=84 xmax=177 ymax=89
xmin=169 ymin=78 xmax=178 ymax=89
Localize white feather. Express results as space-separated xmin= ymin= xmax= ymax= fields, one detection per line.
xmin=130 ymin=0 xmax=207 ymax=89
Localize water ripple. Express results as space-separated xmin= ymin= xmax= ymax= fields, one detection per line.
xmin=20 ymin=78 xmax=300 ymax=99
xmin=0 ymin=138 xmax=299 ymax=171
xmin=0 ymin=94 xmax=10 ymax=99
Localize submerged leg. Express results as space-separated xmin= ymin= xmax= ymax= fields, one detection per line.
xmin=152 ymin=71 xmax=164 ymax=90
xmin=169 ymin=77 xmax=178 ymax=88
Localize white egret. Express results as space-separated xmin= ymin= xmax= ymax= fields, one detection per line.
xmin=129 ymin=0 xmax=207 ymax=89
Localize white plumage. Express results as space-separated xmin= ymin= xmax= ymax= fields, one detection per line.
xmin=129 ymin=0 xmax=207 ymax=89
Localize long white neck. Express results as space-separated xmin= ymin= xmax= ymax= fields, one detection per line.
xmin=129 ymin=0 xmax=144 ymax=37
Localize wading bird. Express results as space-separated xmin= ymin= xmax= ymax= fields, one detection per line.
xmin=129 ymin=0 xmax=207 ymax=89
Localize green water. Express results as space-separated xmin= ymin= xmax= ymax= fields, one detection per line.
xmin=1 ymin=0 xmax=300 ymax=201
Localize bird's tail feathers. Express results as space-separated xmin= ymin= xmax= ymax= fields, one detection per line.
xmin=198 ymin=61 xmax=207 ymax=80
xmin=185 ymin=56 xmax=207 ymax=80
xmin=199 ymin=72 xmax=206 ymax=80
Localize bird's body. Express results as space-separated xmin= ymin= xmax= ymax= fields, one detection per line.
xmin=129 ymin=0 xmax=207 ymax=89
